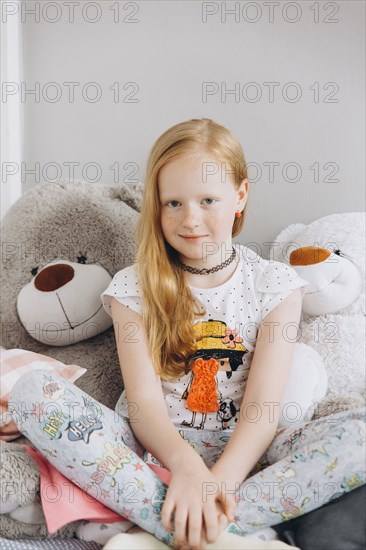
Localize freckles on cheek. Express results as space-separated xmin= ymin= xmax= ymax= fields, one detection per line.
xmin=210 ymin=212 xmax=224 ymax=224
xmin=162 ymin=213 xmax=176 ymax=227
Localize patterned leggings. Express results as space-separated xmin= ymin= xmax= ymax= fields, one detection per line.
xmin=9 ymin=370 xmax=366 ymax=547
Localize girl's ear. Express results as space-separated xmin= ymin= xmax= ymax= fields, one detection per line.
xmin=237 ymin=178 xmax=249 ymax=206
xmin=242 ymin=178 xmax=249 ymax=196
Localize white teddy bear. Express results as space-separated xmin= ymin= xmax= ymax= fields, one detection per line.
xmin=270 ymin=212 xmax=365 ymax=418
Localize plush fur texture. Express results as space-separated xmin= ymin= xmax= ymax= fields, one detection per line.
xmin=0 ymin=441 xmax=79 ymax=538
xmin=0 ymin=180 xmax=143 ymax=538
xmin=1 ymin=179 xmax=143 ymax=408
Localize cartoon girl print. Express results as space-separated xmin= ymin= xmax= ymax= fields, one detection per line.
xmin=181 ymin=319 xmax=248 ymax=430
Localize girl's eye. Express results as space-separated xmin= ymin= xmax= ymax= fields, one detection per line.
xmin=166 ymin=198 xmax=216 ymax=207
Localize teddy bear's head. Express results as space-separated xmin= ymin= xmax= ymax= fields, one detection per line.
xmin=271 ymin=212 xmax=365 ymax=317
xmin=0 ymin=179 xmax=143 ymax=408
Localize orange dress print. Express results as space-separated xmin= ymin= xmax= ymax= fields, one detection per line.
xmin=186 ymin=357 xmax=220 ymax=414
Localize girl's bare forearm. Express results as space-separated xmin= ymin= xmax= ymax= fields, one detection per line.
xmin=128 ymin=398 xmax=204 ymax=472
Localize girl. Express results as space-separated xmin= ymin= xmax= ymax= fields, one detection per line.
xmin=10 ymin=118 xmax=365 ymax=550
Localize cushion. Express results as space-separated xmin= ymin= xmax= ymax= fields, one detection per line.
xmin=0 ymin=347 xmax=86 ymax=440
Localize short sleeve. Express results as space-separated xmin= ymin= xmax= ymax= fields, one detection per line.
xmin=100 ymin=264 xmax=143 ymax=317
xmin=255 ymin=260 xmax=310 ymax=319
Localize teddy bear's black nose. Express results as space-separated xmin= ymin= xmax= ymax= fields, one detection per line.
xmin=34 ymin=264 xmax=75 ymax=292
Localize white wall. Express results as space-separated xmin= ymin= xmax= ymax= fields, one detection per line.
xmin=3 ymin=0 xmax=365 ymax=258
xmin=1 ymin=2 xmax=23 ymax=219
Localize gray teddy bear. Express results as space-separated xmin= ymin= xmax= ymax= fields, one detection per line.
xmin=0 ymin=179 xmax=143 ymax=539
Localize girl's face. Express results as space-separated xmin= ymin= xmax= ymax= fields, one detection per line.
xmin=158 ymin=152 xmax=248 ymax=266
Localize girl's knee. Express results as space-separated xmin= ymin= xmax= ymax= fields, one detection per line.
xmin=9 ymin=368 xmax=63 ymax=404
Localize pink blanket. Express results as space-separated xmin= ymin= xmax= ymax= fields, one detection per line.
xmin=24 ymin=445 xmax=171 ymax=533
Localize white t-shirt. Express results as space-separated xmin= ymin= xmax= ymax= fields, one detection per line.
xmin=100 ymin=243 xmax=310 ymax=431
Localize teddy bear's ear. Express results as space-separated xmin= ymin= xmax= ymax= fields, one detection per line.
xmin=117 ymin=182 xmax=144 ymax=213
xmin=275 ymin=223 xmax=307 ymax=246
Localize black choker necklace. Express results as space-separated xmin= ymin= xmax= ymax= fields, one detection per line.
xmin=177 ymin=246 xmax=237 ymax=275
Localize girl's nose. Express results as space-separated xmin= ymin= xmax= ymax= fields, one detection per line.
xmin=182 ymin=205 xmax=201 ymax=228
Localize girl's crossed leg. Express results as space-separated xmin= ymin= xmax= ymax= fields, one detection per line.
xmin=9 ymin=370 xmax=366 ymax=543
xmin=220 ymin=408 xmax=366 ymax=537
xmin=159 ymin=408 xmax=365 ymax=537
xmin=9 ymin=369 xmax=175 ymax=546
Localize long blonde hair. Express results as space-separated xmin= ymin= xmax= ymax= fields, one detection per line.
xmin=134 ymin=118 xmax=248 ymax=380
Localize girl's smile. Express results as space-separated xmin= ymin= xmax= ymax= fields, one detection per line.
xmin=180 ymin=235 xmax=208 ymax=240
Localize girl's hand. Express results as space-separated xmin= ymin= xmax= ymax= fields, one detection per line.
xmin=161 ymin=459 xmax=230 ymax=550
xmin=209 ymin=464 xmax=239 ymax=525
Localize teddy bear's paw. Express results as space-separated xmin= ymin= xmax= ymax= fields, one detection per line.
xmin=0 ymin=498 xmax=20 ymax=515
xmin=9 ymin=502 xmax=45 ymax=524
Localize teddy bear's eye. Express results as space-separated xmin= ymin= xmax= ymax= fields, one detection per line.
xmin=77 ymin=254 xmax=87 ymax=264
xmin=31 ymin=267 xmax=39 ymax=277
xmin=333 ymin=248 xmax=353 ymax=262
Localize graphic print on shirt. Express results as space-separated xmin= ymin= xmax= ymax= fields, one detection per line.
xmin=181 ymin=319 xmax=248 ymax=430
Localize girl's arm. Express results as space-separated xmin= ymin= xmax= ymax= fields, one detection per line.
xmin=110 ymin=298 xmax=203 ymax=471
xmin=210 ymin=287 xmax=303 ymax=487
xmin=111 ymin=298 xmax=229 ymax=548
